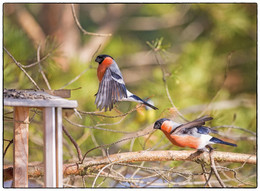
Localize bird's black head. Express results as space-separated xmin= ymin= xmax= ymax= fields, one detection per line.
xmin=95 ymin=54 xmax=114 ymax=64
xmin=153 ymin=118 xmax=170 ymax=129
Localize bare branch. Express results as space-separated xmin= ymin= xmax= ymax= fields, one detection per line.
xmin=4 ymin=47 xmax=41 ymax=90
xmin=209 ymin=149 xmax=226 ymax=187
xmin=212 ymin=125 xmax=256 ymax=136
xmin=3 ymin=139 xmax=13 ymax=158
xmin=78 ymin=104 xmax=142 ymax=118
xmin=58 ymin=42 xmax=101 ymax=90
xmin=21 ymin=53 xmax=50 ymax=68
xmin=59 ymin=67 xmax=91 ymax=90
xmin=37 ymin=45 xmax=52 ymax=90
xmin=3 ymin=150 xmax=255 ymax=182
xmin=147 ymin=40 xmax=188 ymax=122
xmin=63 ymin=125 xmax=83 ymax=161
xmin=80 ymin=130 xmax=152 ymax=163
xmin=71 ymin=4 xmax=112 ymax=37
xmin=200 ymin=163 xmax=212 ymax=187
xmin=64 ymin=117 xmax=134 ymax=134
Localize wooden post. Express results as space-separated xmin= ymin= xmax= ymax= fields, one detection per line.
xmin=13 ymin=107 xmax=29 ymax=187
xmin=4 ymin=89 xmax=78 ymax=188
xmin=55 ymin=107 xmax=63 ymax=187
xmin=43 ymin=107 xmax=56 ymax=187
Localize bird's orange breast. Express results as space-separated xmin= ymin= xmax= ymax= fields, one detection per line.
xmin=97 ymin=57 xmax=114 ymax=82
xmin=161 ymin=121 xmax=173 ymax=133
xmin=164 ymin=133 xmax=200 ymax=149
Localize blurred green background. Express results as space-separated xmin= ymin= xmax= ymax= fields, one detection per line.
xmin=3 ymin=3 xmax=256 ymax=187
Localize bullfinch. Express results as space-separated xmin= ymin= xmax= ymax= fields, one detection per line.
xmin=95 ymin=54 xmax=158 ymax=111
xmin=153 ymin=116 xmax=237 ymax=151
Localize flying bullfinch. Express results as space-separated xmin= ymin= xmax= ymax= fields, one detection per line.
xmin=153 ymin=116 xmax=237 ymax=151
xmin=95 ymin=54 xmax=158 ymax=111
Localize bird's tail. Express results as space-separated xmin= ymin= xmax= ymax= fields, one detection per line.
xmin=210 ymin=137 xmax=237 ymax=147
xmin=130 ymin=94 xmax=158 ymax=110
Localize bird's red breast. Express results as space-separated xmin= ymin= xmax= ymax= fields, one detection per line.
xmin=97 ymin=57 xmax=114 ymax=82
xmin=160 ymin=121 xmax=200 ymax=149
xmin=164 ymin=133 xmax=200 ymax=149
xmin=161 ymin=121 xmax=173 ymax=133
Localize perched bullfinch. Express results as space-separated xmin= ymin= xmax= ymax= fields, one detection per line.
xmin=95 ymin=54 xmax=158 ymax=111
xmin=153 ymin=116 xmax=237 ymax=151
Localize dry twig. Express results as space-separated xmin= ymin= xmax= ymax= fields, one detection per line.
xmin=64 ymin=117 xmax=134 ymax=134
xmin=209 ymin=149 xmax=226 ymax=187
xmin=4 ymin=47 xmax=41 ymax=90
xmin=71 ymin=4 xmax=112 ymax=37
xmin=80 ymin=130 xmax=152 ymax=164
xmin=63 ymin=125 xmax=83 ymax=161
xmin=36 ymin=45 xmax=52 ymax=90
xmin=147 ymin=40 xmax=188 ymax=122
xmin=21 ymin=53 xmax=50 ymax=68
xmin=3 ymin=139 xmax=13 ymax=158
xmin=3 ymin=150 xmax=256 ymax=183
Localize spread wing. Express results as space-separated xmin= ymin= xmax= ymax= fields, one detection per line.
xmin=170 ymin=115 xmax=216 ymax=135
xmin=95 ymin=68 xmax=127 ymax=111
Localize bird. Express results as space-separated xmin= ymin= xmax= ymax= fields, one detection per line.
xmin=95 ymin=54 xmax=158 ymax=111
xmin=153 ymin=116 xmax=237 ymax=151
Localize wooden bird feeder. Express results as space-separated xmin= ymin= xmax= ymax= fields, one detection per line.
xmin=4 ymin=89 xmax=78 ymax=187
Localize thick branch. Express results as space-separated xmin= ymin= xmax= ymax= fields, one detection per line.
xmin=4 ymin=150 xmax=255 ymax=181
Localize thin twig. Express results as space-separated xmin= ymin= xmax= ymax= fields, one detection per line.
xmin=21 ymin=53 xmax=50 ymax=68
xmin=212 ymin=125 xmax=256 ymax=136
xmin=3 ymin=139 xmax=13 ymax=158
xmin=96 ymin=116 xmax=127 ymax=127
xmin=80 ymin=130 xmax=152 ymax=164
xmin=37 ymin=45 xmax=52 ymax=90
xmin=4 ymin=47 xmax=41 ymax=90
xmin=200 ymin=163 xmax=212 ymax=187
xmin=78 ymin=104 xmax=142 ymax=118
xmin=63 ymin=125 xmax=83 ymax=161
xmin=147 ymin=41 xmax=188 ymax=122
xmin=59 ymin=42 xmax=101 ymax=90
xmin=92 ymin=160 xmax=121 ymax=187
xmin=217 ymin=165 xmax=254 ymax=186
xmin=59 ymin=67 xmax=91 ymax=89
xmin=71 ymin=4 xmax=112 ymax=37
xmin=208 ymin=148 xmax=226 ymax=187
xmin=64 ymin=117 xmax=134 ymax=134
xmin=90 ymin=129 xmax=106 ymax=156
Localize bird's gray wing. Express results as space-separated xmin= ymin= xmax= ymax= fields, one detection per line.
xmin=95 ymin=68 xmax=127 ymax=111
xmin=170 ymin=116 xmax=214 ymax=135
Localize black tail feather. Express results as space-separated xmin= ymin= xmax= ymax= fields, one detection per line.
xmin=210 ymin=137 xmax=237 ymax=147
xmin=131 ymin=95 xmax=158 ymax=110
xmin=142 ymin=100 xmax=159 ymax=110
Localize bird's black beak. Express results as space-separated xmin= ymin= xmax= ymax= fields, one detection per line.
xmin=153 ymin=118 xmax=170 ymax=130
xmin=95 ymin=56 xmax=101 ymax=63
xmin=153 ymin=121 xmax=161 ymax=129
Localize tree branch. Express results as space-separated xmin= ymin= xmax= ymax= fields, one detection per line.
xmin=62 ymin=125 xmax=83 ymax=161
xmin=147 ymin=39 xmax=188 ymax=122
xmin=36 ymin=45 xmax=52 ymax=90
xmin=71 ymin=4 xmax=112 ymax=37
xmin=4 ymin=47 xmax=41 ymax=90
xmin=3 ymin=150 xmax=256 ymax=182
